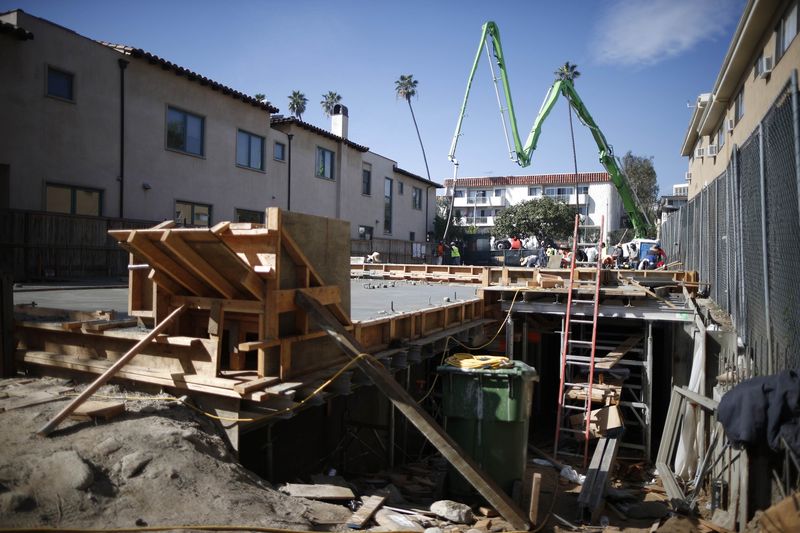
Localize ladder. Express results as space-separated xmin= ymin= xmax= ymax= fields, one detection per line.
xmin=554 ymin=214 xmax=605 ymax=467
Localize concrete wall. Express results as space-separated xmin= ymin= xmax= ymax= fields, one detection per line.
xmin=686 ymin=1 xmax=800 ymax=195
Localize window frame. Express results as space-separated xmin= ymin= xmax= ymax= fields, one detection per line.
xmin=315 ymin=146 xmax=336 ymax=180
xmin=175 ymin=200 xmax=212 ymax=227
xmin=717 ymin=123 xmax=726 ymax=148
xmin=236 ymin=129 xmax=265 ymax=171
xmin=454 ymin=189 xmax=465 ymax=198
xmin=362 ymin=163 xmax=372 ymax=196
xmin=412 ymin=186 xmax=423 ymax=210
xmin=45 ymin=65 xmax=76 ymax=102
xmin=734 ymin=88 xmax=745 ymax=124
xmin=494 ymin=188 xmax=505 ymax=197
xmin=235 ymin=208 xmax=265 ymax=223
xmin=273 ymin=141 xmax=286 ymax=162
xmin=165 ymin=105 xmax=206 ymax=157
xmin=528 ymin=186 xmax=542 ymax=196
xmin=776 ymin=1 xmax=799 ymax=60
xmin=577 ymin=185 xmax=589 ymax=195
xmin=45 ymin=182 xmax=103 ymax=216
xmin=384 ymin=177 xmax=393 ymax=234
xmin=398 ymin=181 xmax=404 ymax=195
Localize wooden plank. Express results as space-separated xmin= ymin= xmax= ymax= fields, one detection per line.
xmin=161 ymin=230 xmax=241 ymax=299
xmin=233 ymin=376 xmax=280 ymax=395
xmin=127 ymin=233 xmax=210 ymax=296
xmin=528 ymin=472 xmax=542 ymax=527
xmin=83 ymin=318 xmax=138 ymax=332
xmin=348 ymin=494 xmax=387 ymax=529
xmin=36 ymin=305 xmax=186 ymax=436
xmin=276 ymin=287 xmax=341 ymax=313
xmin=69 ymin=400 xmax=125 ymax=421
xmin=280 ymin=483 xmax=355 ymax=500
xmin=0 ymin=389 xmax=71 ymax=411
xmin=294 ymin=291 xmax=529 ymax=531
xmin=595 ymin=335 xmax=643 ymax=369
xmin=170 ymin=295 xmax=263 ymax=314
xmin=149 ymin=269 xmax=181 ymax=295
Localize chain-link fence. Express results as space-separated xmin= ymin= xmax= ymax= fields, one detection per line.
xmin=661 ymin=78 xmax=800 ymax=376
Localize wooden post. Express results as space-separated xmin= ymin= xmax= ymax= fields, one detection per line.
xmin=0 ymin=271 xmax=13 ymax=378
xmin=37 ymin=305 xmax=186 ymax=436
xmin=528 ymin=473 xmax=542 ymax=527
xmin=295 ymin=291 xmax=530 ymax=531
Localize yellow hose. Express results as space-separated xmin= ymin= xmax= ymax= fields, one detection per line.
xmin=444 ymin=353 xmax=511 ymax=369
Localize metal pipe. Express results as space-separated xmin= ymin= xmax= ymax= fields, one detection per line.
xmin=287 ymin=133 xmax=293 ymax=211
xmin=117 ymin=59 xmax=128 ymax=218
xmin=758 ymin=122 xmax=772 ymax=373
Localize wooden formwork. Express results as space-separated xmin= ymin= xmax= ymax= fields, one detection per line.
xmin=14 ymin=209 xmax=488 ymax=408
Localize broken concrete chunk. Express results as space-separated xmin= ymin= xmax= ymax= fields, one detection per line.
xmin=430 ymin=500 xmax=474 ymax=524
xmin=424 ymin=528 xmax=444 ymax=533
xmin=0 ymin=490 xmax=36 ymax=513
xmin=38 ymin=450 xmax=94 ymax=491
xmin=120 ymin=451 xmax=152 ymax=478
xmin=93 ymin=436 xmax=123 ymax=456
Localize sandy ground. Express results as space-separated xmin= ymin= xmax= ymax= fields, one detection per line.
xmin=0 ymin=377 xmax=350 ymax=531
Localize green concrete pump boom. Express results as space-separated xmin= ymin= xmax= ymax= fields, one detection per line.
xmin=448 ymin=21 xmax=650 ymax=237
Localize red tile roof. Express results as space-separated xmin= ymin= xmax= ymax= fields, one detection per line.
xmin=101 ymin=43 xmax=279 ymax=113
xmin=443 ymin=172 xmax=610 ymax=188
xmin=271 ymin=116 xmax=370 ymax=152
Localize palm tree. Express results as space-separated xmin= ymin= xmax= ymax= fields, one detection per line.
xmin=287 ymin=90 xmax=308 ymax=120
xmin=320 ymin=91 xmax=342 ymax=117
xmin=555 ymin=62 xmax=583 ymax=229
xmin=394 ymin=74 xmax=431 ymax=183
xmin=254 ymin=93 xmax=266 ymax=102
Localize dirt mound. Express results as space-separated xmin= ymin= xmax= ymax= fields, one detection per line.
xmin=0 ymin=378 xmax=350 ymax=530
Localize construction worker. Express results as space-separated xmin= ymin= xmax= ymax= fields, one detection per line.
xmin=510 ymin=236 xmax=522 ymax=250
xmin=450 ymin=242 xmax=462 ymax=265
xmin=644 ymin=243 xmax=667 ymax=269
xmin=436 ymin=241 xmax=445 ymax=265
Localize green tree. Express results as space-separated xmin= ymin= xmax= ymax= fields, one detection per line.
xmin=394 ymin=75 xmax=431 ymax=183
xmin=434 ymin=196 xmax=465 ymax=242
xmin=491 ymin=197 xmax=577 ymax=243
xmin=621 ymin=151 xmax=659 ymax=235
xmin=254 ymin=93 xmax=266 ymax=102
xmin=287 ymin=90 xmax=308 ymax=120
xmin=320 ymin=91 xmax=342 ymax=117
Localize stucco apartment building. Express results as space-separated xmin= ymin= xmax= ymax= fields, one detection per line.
xmin=0 ymin=9 xmax=437 ymax=243
xmin=444 ymin=172 xmax=625 ymax=241
xmin=681 ymin=0 xmax=800 ymax=196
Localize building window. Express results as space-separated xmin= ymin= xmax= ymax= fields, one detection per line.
xmin=735 ymin=88 xmax=745 ymax=124
xmin=545 ymin=186 xmax=573 ymax=203
xmin=412 ymin=186 xmax=423 ymax=210
xmin=235 ymin=209 xmax=264 ymax=223
xmin=577 ymin=185 xmax=589 ymax=195
xmin=494 ymin=208 xmax=504 ymax=217
xmin=167 ymin=107 xmax=204 ymax=156
xmin=454 ymin=189 xmax=465 ymax=198
xmin=528 ymin=186 xmax=541 ymax=196
xmin=384 ymin=177 xmax=393 ymax=234
xmin=46 ymin=66 xmax=74 ymax=101
xmin=236 ymin=130 xmax=264 ymax=170
xmin=717 ymin=124 xmax=725 ymax=148
xmin=362 ymin=163 xmax=372 ymax=195
xmin=274 ymin=142 xmax=286 ymax=161
xmin=175 ymin=200 xmax=211 ymax=226
xmin=45 ymin=184 xmax=102 ymax=215
xmin=316 ymin=147 xmax=335 ymax=180
xmin=753 ymin=51 xmax=764 ymax=78
xmin=358 ymin=225 xmax=373 ymax=240
xmin=494 ymin=188 xmax=505 ymax=197
xmin=409 ymin=231 xmax=416 ymax=241
xmin=777 ymin=2 xmax=798 ymax=59
xmin=399 ymin=182 xmax=404 ymax=195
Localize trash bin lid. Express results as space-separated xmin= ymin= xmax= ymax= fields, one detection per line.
xmin=437 ymin=359 xmax=538 ymax=381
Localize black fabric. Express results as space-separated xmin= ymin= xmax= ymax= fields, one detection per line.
xmin=718 ymin=370 xmax=800 ymax=456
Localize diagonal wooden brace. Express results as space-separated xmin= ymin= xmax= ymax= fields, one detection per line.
xmin=294 ymin=291 xmax=530 ymax=531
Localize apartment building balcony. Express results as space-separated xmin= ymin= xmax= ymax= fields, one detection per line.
xmin=453 ymin=196 xmax=506 ymax=207
xmin=455 ymin=216 xmax=495 ymax=226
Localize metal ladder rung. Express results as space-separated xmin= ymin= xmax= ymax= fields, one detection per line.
xmin=568 ymin=339 xmax=592 ymax=345
xmin=559 ymin=428 xmax=585 ymax=435
xmin=570 ymin=319 xmax=594 ymax=324
xmin=571 ymin=299 xmax=595 ymax=304
xmin=561 ymin=404 xmax=586 ymax=411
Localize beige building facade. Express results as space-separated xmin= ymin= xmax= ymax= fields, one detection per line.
xmin=0 ymin=9 xmax=437 ymax=242
xmin=681 ymin=0 xmax=800 ymax=196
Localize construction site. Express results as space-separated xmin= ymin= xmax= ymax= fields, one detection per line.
xmin=2 ymin=1 xmax=800 ymax=533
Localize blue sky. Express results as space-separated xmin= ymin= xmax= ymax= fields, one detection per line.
xmin=3 ymin=0 xmax=744 ymax=194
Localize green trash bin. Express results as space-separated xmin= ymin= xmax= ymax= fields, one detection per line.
xmin=437 ymin=360 xmax=538 ymax=499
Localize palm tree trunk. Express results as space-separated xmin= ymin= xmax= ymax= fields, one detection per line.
xmin=407 ymin=99 xmax=431 ymax=182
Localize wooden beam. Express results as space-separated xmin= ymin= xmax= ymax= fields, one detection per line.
xmin=528 ymin=473 xmax=542 ymax=527
xmin=233 ymin=376 xmax=280 ymax=395
xmin=595 ymin=335 xmax=643 ymax=369
xmin=161 ymin=230 xmax=240 ymax=299
xmin=170 ymin=295 xmax=263 ymax=314
xmin=348 ymin=495 xmax=387 ymax=529
xmin=276 ymin=287 xmax=341 ymax=313
xmin=128 ymin=233 xmax=210 ymax=296
xmin=37 ymin=305 xmax=186 ymax=436
xmin=149 ymin=269 xmax=181 ymax=295
xmin=294 ymin=291 xmax=529 ymax=531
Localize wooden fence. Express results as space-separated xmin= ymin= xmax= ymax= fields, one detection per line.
xmin=351 ymin=237 xmax=431 ymax=264
xmin=0 ymin=209 xmax=157 ymax=281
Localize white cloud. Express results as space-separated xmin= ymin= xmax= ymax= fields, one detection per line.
xmin=591 ymin=0 xmax=740 ymax=67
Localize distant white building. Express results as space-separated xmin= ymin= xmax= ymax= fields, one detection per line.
xmin=444 ymin=172 xmax=625 ymax=241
